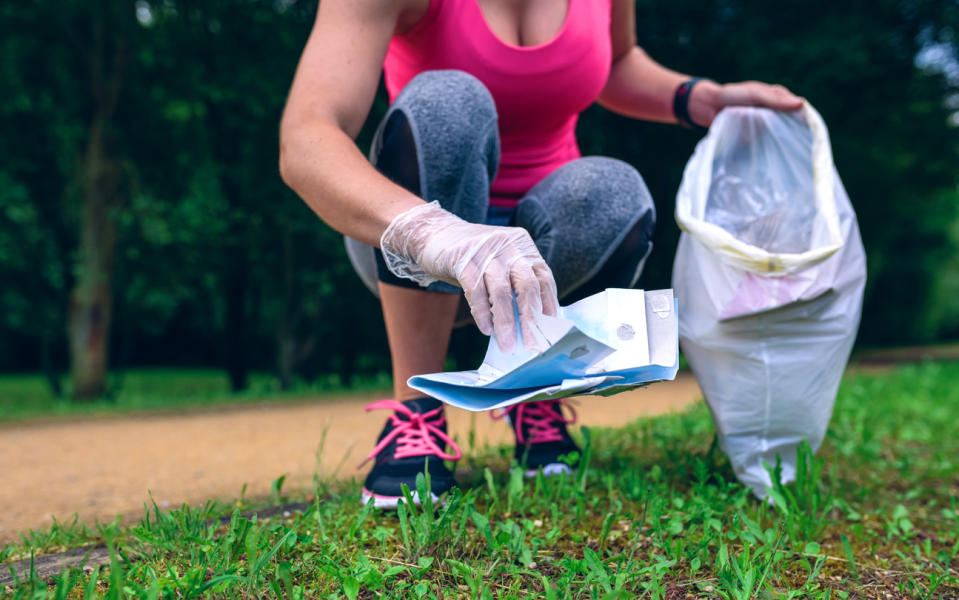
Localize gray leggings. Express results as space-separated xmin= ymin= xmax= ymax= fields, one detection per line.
xmin=345 ymin=70 xmax=656 ymax=305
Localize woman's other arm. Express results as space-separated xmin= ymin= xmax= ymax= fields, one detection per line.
xmin=279 ymin=0 xmax=427 ymax=246
xmin=597 ymin=0 xmax=803 ymax=127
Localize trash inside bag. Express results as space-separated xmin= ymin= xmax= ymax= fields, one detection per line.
xmin=673 ymin=104 xmax=866 ymax=498
xmin=704 ymin=110 xmax=817 ymax=254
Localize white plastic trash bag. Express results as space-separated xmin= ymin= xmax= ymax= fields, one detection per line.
xmin=672 ymin=103 xmax=866 ymax=497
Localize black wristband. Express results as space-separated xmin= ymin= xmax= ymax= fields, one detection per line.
xmin=673 ymin=77 xmax=710 ymax=132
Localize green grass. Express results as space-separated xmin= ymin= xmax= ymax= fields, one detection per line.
xmin=0 ymin=369 xmax=392 ymax=423
xmin=3 ymin=362 xmax=959 ymax=598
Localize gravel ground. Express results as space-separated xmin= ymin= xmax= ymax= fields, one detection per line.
xmin=0 ymin=375 xmax=701 ymax=542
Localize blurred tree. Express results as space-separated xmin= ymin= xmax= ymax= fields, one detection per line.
xmin=0 ymin=1 xmax=146 ymax=399
xmin=1 ymin=0 xmax=958 ymax=395
xmin=580 ymin=0 xmax=959 ymax=344
xmin=0 ymin=8 xmax=73 ymax=395
xmin=65 ymin=1 xmax=138 ymax=399
xmin=121 ymin=0 xmax=388 ymax=391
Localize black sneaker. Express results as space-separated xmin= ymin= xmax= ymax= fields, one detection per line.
xmin=495 ymin=399 xmax=580 ymax=478
xmin=361 ymin=397 xmax=460 ymax=508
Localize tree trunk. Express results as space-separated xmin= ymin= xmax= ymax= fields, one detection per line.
xmin=69 ymin=118 xmax=117 ymax=400
xmin=68 ymin=115 xmax=120 ymax=401
xmin=66 ymin=6 xmax=127 ymax=402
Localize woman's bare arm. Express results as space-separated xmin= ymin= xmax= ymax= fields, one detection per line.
xmin=279 ymin=0 xmax=428 ymax=247
xmin=598 ymin=0 xmax=802 ymax=127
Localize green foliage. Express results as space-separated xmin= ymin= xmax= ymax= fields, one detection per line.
xmin=578 ymin=0 xmax=959 ymax=344
xmin=0 ymin=1 xmax=390 ymax=390
xmin=3 ymin=363 xmax=959 ymax=598
xmin=1 ymin=0 xmax=959 ymax=386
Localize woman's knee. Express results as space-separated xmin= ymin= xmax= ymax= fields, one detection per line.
xmin=553 ymin=157 xmax=655 ymax=220
xmin=384 ymin=70 xmax=499 ymax=221
xmin=395 ymin=70 xmax=498 ymax=139
xmin=515 ymin=156 xmax=656 ymax=298
xmin=518 ymin=157 xmax=655 ymax=240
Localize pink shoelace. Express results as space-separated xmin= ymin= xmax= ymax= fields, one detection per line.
xmin=361 ymin=400 xmax=462 ymax=467
xmin=492 ymin=399 xmax=578 ymax=445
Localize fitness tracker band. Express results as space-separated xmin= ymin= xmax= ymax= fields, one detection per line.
xmin=673 ymin=77 xmax=711 ymax=132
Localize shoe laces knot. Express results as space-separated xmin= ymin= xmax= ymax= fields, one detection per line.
xmin=363 ymin=400 xmax=462 ymax=465
xmin=493 ymin=399 xmax=577 ymax=445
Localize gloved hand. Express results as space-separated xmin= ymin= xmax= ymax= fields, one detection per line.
xmin=380 ymin=201 xmax=559 ymax=352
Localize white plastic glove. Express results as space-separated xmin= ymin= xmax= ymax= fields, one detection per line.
xmin=380 ymin=201 xmax=559 ymax=352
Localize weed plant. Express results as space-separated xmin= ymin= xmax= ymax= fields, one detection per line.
xmin=2 ymin=362 xmax=958 ymax=598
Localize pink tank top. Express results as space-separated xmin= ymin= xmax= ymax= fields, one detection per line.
xmin=384 ymin=0 xmax=612 ymax=208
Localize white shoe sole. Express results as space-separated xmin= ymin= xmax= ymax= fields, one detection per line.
xmin=524 ymin=463 xmax=572 ymax=478
xmin=360 ymin=488 xmax=441 ymax=509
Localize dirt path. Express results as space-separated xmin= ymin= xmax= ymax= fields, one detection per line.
xmin=0 ymin=375 xmax=701 ymax=542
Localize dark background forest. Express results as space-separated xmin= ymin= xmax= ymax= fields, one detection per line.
xmin=1 ymin=0 xmax=958 ymax=400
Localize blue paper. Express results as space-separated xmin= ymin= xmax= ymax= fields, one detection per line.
xmin=409 ymin=289 xmax=679 ymax=411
